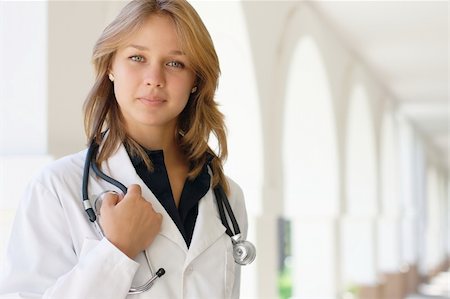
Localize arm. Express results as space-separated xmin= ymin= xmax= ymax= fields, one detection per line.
xmin=0 ymin=180 xmax=139 ymax=299
xmin=228 ymin=180 xmax=249 ymax=299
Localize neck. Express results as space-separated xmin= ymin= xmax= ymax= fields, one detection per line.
xmin=125 ymin=122 xmax=185 ymax=165
xmin=128 ymin=125 xmax=176 ymax=149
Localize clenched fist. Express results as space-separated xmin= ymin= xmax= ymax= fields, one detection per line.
xmin=99 ymin=184 xmax=162 ymax=259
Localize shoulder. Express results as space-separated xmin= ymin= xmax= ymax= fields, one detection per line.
xmin=14 ymin=149 xmax=88 ymax=217
xmin=224 ymin=176 xmax=248 ymax=237
xmin=31 ymin=149 xmax=87 ymax=195
xmin=35 ymin=149 xmax=86 ymax=181
xmin=226 ymin=176 xmax=244 ymax=204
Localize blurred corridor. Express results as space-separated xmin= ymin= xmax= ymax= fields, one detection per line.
xmin=0 ymin=1 xmax=448 ymax=299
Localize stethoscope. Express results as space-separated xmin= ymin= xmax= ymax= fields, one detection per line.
xmin=81 ymin=139 xmax=256 ymax=294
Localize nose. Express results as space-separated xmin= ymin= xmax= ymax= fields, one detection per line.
xmin=144 ymin=64 xmax=165 ymax=88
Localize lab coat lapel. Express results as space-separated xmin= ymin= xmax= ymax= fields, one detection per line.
xmin=101 ymin=143 xmax=188 ymax=253
xmin=185 ymin=189 xmax=226 ymax=266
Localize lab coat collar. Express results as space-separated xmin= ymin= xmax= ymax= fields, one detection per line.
xmin=100 ymin=142 xmax=227 ymax=262
xmin=185 ymin=187 xmax=226 ymax=266
xmin=101 ymin=143 xmax=189 ymax=253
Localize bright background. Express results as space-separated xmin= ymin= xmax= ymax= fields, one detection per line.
xmin=0 ymin=1 xmax=448 ymax=299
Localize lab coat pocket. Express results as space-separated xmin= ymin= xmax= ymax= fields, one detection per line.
xmin=224 ymin=238 xmax=236 ymax=298
xmin=79 ymin=237 xmax=101 ymax=259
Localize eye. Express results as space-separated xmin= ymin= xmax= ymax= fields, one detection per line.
xmin=167 ymin=61 xmax=184 ymax=68
xmin=129 ymin=55 xmax=145 ymax=63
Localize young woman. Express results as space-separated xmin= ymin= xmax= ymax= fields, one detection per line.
xmin=0 ymin=0 xmax=253 ymax=298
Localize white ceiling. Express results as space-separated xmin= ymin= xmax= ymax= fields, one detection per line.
xmin=310 ymin=0 xmax=449 ymax=168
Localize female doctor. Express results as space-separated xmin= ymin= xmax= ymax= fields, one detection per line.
xmin=0 ymin=0 xmax=251 ymax=298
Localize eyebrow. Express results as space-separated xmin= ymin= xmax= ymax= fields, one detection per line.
xmin=127 ymin=44 xmax=185 ymax=55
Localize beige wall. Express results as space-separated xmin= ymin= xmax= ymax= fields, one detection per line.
xmin=47 ymin=1 xmax=126 ymax=158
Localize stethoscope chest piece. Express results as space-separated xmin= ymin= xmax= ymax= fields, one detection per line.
xmin=94 ymin=190 xmax=119 ymax=216
xmin=232 ymin=235 xmax=256 ymax=265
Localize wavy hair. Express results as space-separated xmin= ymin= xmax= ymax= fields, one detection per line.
xmin=83 ymin=0 xmax=229 ymax=194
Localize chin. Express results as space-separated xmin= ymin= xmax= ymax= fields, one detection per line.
xmin=139 ymin=118 xmax=175 ymax=128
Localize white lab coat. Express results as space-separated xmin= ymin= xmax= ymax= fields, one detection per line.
xmin=0 ymin=141 xmax=248 ymax=299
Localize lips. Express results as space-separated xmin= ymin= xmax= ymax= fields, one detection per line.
xmin=138 ymin=96 xmax=166 ymax=105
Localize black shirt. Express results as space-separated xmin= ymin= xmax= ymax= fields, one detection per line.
xmin=127 ymin=148 xmax=210 ymax=248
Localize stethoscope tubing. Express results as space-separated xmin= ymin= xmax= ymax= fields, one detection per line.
xmin=84 ymin=139 xmax=241 ymax=239
xmin=82 ymin=141 xmax=98 ymax=223
xmin=81 ymin=138 xmax=255 ymax=271
xmin=91 ymin=155 xmax=128 ymax=195
xmin=213 ymin=187 xmax=240 ymax=238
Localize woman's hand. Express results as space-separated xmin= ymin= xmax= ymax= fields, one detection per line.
xmin=99 ymin=184 xmax=162 ymax=259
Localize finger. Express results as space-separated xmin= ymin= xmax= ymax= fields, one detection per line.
xmin=101 ymin=191 xmax=120 ymax=208
xmin=127 ymin=184 xmax=142 ymax=196
xmin=115 ymin=192 xmax=125 ymax=203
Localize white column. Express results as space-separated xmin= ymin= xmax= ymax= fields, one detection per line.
xmin=342 ymin=84 xmax=379 ymax=290
xmin=438 ymin=173 xmax=449 ymax=265
xmin=292 ymin=216 xmax=339 ymax=298
xmin=377 ymin=216 xmax=402 ymax=273
xmin=425 ymin=168 xmax=448 ymax=272
xmin=414 ymin=138 xmax=428 ymax=276
xmin=255 ymin=215 xmax=279 ymax=299
xmin=425 ymin=166 xmax=442 ymax=273
xmin=255 ymin=187 xmax=281 ymax=299
xmin=378 ymin=111 xmax=403 ymax=274
xmin=398 ymin=116 xmax=421 ymax=269
xmin=341 ymin=216 xmax=378 ymax=286
xmin=447 ymin=177 xmax=450 ymax=258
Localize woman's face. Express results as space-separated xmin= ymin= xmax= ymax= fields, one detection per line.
xmin=110 ymin=14 xmax=196 ymax=133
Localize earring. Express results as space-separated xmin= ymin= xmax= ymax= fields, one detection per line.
xmin=191 ymin=86 xmax=197 ymax=94
xmin=108 ymin=73 xmax=115 ymax=82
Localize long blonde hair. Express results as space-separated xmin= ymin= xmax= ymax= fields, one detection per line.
xmin=83 ymin=0 xmax=229 ymax=194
